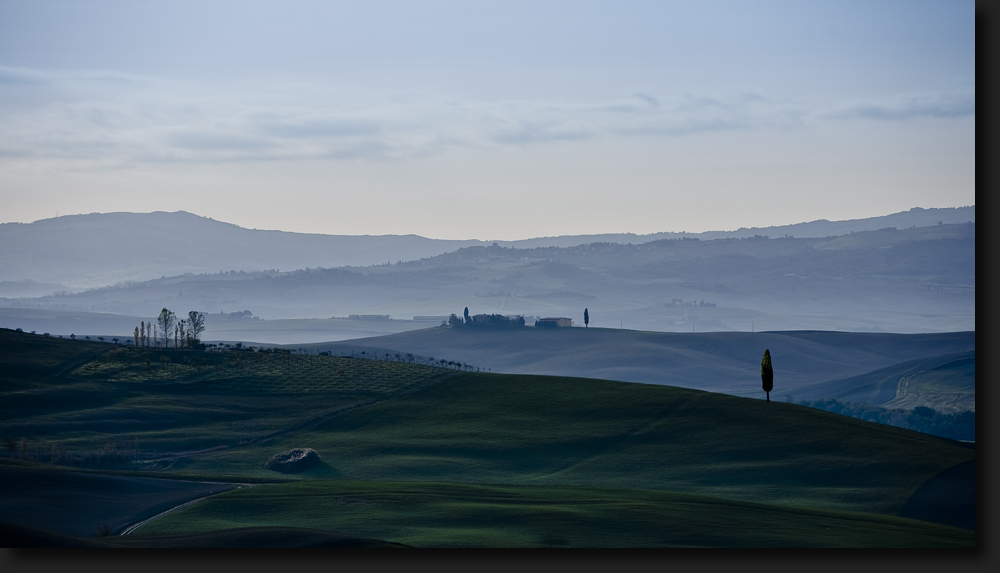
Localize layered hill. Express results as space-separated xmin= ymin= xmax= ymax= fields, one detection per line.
xmin=2 ymin=221 xmax=976 ymax=334
xmin=0 ymin=206 xmax=974 ymax=291
xmin=795 ymin=350 xmax=975 ymax=413
xmin=0 ymin=210 xmax=480 ymax=289
xmin=304 ymin=327 xmax=976 ymax=400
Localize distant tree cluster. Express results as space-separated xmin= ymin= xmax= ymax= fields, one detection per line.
xmin=798 ymin=398 xmax=975 ymax=442
xmin=329 ymin=348 xmax=482 ymax=372
xmin=206 ymin=310 xmax=259 ymax=321
xmin=132 ymin=308 xmax=205 ymax=349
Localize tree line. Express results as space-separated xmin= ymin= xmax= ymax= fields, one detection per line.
xmin=448 ymin=307 xmax=526 ymax=328
xmin=796 ymin=398 xmax=974 ymax=442
xmin=132 ymin=308 xmax=206 ymax=349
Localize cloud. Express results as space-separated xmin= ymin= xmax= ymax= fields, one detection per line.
xmin=0 ymin=65 xmax=154 ymax=88
xmin=632 ymin=93 xmax=661 ymax=108
xmin=818 ymin=85 xmax=975 ymax=121
xmin=618 ymin=118 xmax=751 ymax=137
xmin=164 ymin=130 xmax=276 ymax=152
xmin=0 ymin=66 xmax=49 ymax=85
xmin=489 ymin=120 xmax=595 ymax=145
xmin=250 ymin=112 xmax=383 ymax=138
xmin=0 ymin=65 xmax=975 ymax=166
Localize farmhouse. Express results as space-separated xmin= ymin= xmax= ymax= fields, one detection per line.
xmin=536 ymin=317 xmax=573 ymax=327
xmin=469 ymin=313 xmax=525 ymax=327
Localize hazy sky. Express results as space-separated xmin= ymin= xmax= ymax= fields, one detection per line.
xmin=0 ymin=1 xmax=975 ymax=240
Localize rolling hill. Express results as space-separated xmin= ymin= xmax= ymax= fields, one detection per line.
xmin=0 ymin=329 xmax=975 ymax=546
xmin=1 ymin=221 xmax=977 ymax=334
xmin=302 ymin=327 xmax=976 ymax=400
xmin=0 ymin=206 xmax=974 ymax=291
xmin=795 ymin=350 xmax=976 ymax=413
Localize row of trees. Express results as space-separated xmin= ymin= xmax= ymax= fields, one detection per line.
xmin=797 ymin=399 xmax=975 ymax=441
xmin=3 ymin=436 xmax=141 ymax=468
xmin=133 ymin=308 xmax=206 ymax=349
xmin=448 ymin=307 xmax=526 ymax=328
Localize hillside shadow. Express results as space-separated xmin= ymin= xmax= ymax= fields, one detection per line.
xmin=897 ymin=459 xmax=975 ymax=530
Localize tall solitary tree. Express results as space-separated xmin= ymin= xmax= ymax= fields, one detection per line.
xmin=158 ymin=308 xmax=176 ymax=348
xmin=584 ymin=308 xmax=589 ymax=328
xmin=188 ymin=311 xmax=206 ymax=344
xmin=464 ymin=307 xmax=470 ymax=324
xmin=761 ymin=349 xmax=774 ymax=402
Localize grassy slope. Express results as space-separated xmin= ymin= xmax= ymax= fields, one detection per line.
xmin=796 ymin=350 xmax=975 ymax=413
xmin=1 ymin=329 xmax=456 ymax=455
xmin=0 ymin=329 xmax=975 ymax=547
xmin=0 ymin=329 xmax=108 ymax=391
xmin=134 ymin=480 xmax=973 ymax=548
xmin=178 ymin=373 xmax=973 ymax=516
xmin=303 ymin=327 xmax=976 ymax=400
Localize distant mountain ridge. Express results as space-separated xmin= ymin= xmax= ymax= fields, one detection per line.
xmin=495 ymin=205 xmax=975 ymax=248
xmin=0 ymin=206 xmax=974 ymax=290
xmin=1 ymin=222 xmax=974 ymax=334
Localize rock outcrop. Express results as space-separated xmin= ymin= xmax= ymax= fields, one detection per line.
xmin=265 ymin=448 xmax=319 ymax=473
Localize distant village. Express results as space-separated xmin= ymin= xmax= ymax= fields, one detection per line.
xmin=347 ymin=313 xmax=574 ymax=328
xmin=342 ymin=300 xmax=722 ymax=328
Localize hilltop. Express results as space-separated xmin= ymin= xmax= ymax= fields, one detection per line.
xmin=304 ymin=327 xmax=976 ymax=400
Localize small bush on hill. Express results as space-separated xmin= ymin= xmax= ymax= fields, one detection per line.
xmin=266 ymin=448 xmax=320 ymax=473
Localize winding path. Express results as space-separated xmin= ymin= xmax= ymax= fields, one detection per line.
xmin=119 ymin=483 xmax=255 ymax=536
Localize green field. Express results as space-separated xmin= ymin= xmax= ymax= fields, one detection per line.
xmin=1 ymin=333 xmax=457 ymax=459
xmin=0 ymin=328 xmax=976 ymax=547
xmin=134 ymin=480 xmax=973 ymax=548
xmin=172 ymin=372 xmax=972 ymax=516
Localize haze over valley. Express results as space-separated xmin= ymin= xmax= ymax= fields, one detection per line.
xmin=0 ymin=206 xmax=974 ymax=339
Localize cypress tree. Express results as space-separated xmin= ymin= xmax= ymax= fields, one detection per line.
xmin=761 ymin=349 xmax=774 ymax=402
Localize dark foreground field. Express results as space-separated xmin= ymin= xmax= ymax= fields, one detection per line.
xmin=0 ymin=521 xmax=405 ymax=548
xmin=0 ymin=463 xmax=240 ymax=537
xmin=0 ymin=328 xmax=975 ymax=547
xmin=132 ymin=480 xmax=973 ymax=548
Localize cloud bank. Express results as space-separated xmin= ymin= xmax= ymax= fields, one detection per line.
xmin=0 ymin=66 xmax=975 ymax=166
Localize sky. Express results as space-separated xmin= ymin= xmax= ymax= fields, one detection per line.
xmin=0 ymin=0 xmax=975 ymax=240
